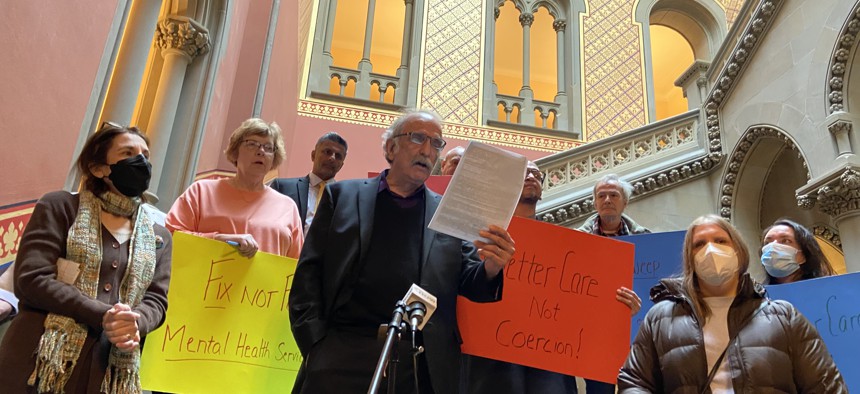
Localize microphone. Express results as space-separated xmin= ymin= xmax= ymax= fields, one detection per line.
xmin=401 ymin=284 xmax=437 ymax=331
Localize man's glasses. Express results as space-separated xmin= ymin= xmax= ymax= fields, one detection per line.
xmin=242 ymin=139 xmax=275 ymax=154
xmin=526 ymin=168 xmax=544 ymax=182
xmin=394 ymin=132 xmax=447 ymax=150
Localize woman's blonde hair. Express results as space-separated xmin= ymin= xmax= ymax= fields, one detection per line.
xmin=224 ymin=118 xmax=286 ymax=169
xmin=681 ymin=214 xmax=750 ymax=319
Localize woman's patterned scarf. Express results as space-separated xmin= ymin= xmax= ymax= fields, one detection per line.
xmin=28 ymin=190 xmax=156 ymax=393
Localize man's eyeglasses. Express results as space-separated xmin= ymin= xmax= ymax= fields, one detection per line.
xmin=394 ymin=132 xmax=447 ymax=150
xmin=526 ymin=168 xmax=544 ymax=182
xmin=242 ymin=139 xmax=275 ymax=154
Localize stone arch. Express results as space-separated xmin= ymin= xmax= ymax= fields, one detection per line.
xmin=825 ymin=1 xmax=860 ymax=114
xmin=717 ymin=124 xmax=845 ymax=278
xmin=636 ymin=0 xmax=727 ymax=60
xmin=530 ymin=0 xmax=563 ymax=19
xmin=634 ymin=0 xmax=727 ymax=121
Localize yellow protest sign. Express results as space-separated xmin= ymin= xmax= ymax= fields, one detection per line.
xmin=140 ymin=232 xmax=302 ymax=393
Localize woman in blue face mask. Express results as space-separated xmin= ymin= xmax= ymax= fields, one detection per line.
xmin=619 ymin=214 xmax=846 ymax=393
xmin=760 ymin=219 xmax=835 ymax=284
xmin=0 ymin=122 xmax=172 ymax=393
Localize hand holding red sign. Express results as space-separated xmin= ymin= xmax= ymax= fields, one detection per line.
xmin=457 ymin=216 xmax=634 ymax=384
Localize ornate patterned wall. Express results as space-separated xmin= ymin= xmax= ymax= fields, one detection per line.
xmin=0 ymin=203 xmax=34 ymax=265
xmin=420 ymin=0 xmax=484 ymax=124
xmin=581 ymin=0 xmax=647 ymax=141
xmin=719 ymin=0 xmax=746 ymax=26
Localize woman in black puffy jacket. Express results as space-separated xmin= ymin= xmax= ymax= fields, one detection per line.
xmin=618 ymin=214 xmax=846 ymax=393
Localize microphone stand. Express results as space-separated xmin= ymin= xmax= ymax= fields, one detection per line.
xmin=368 ymin=300 xmax=408 ymax=394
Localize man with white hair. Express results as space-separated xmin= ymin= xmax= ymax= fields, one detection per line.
xmin=440 ymin=145 xmax=465 ymax=175
xmin=577 ymin=173 xmax=648 ymax=394
xmin=578 ymin=174 xmax=650 ymax=237
xmin=289 ymin=109 xmax=516 ymax=394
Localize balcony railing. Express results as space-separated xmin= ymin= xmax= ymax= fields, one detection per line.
xmin=495 ymin=94 xmax=561 ymax=129
xmin=535 ymin=109 xmax=718 ymax=225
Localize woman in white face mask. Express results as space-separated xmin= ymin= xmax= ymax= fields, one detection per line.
xmin=761 ymin=219 xmax=835 ymax=284
xmin=618 ymin=214 xmax=846 ymax=393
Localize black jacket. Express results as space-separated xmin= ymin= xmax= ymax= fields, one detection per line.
xmin=618 ymin=274 xmax=846 ymax=393
xmin=288 ymin=174 xmax=503 ymax=394
xmin=270 ymin=176 xmax=310 ymax=223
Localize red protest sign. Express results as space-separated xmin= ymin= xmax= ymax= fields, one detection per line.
xmin=457 ymin=216 xmax=634 ymax=383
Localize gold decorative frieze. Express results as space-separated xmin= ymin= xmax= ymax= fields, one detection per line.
xmin=298 ymin=98 xmax=580 ymax=152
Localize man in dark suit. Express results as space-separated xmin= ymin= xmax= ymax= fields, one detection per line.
xmin=270 ymin=132 xmax=347 ymax=230
xmin=289 ymin=109 xmax=515 ymax=393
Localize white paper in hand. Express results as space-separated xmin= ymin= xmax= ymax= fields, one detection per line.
xmin=428 ymin=141 xmax=527 ymax=242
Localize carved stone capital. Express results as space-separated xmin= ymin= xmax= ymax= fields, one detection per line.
xmin=553 ymin=19 xmax=566 ymax=32
xmin=829 ymin=119 xmax=852 ymax=136
xmin=812 ymin=224 xmax=842 ymax=249
xmin=798 ymin=168 xmax=860 ymax=218
xmin=494 ymin=7 xmax=500 ymax=20
xmin=156 ymin=16 xmax=210 ymax=59
xmin=828 ymin=116 xmax=855 ymax=156
xmin=519 ymin=13 xmax=534 ymax=27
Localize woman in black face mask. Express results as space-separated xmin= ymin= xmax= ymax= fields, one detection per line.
xmin=0 ymin=122 xmax=172 ymax=393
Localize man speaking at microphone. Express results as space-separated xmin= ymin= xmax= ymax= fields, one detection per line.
xmin=289 ymin=109 xmax=515 ymax=394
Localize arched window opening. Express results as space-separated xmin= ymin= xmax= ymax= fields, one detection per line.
xmin=531 ymin=7 xmax=556 ymax=102
xmin=642 ymin=1 xmax=727 ymax=121
xmin=486 ymin=0 xmax=571 ymax=134
xmin=650 ymin=25 xmax=693 ymax=120
xmin=307 ymin=0 xmax=418 ymax=109
xmin=494 ymin=1 xmax=522 ymax=97
xmin=329 ymin=74 xmax=343 ymax=95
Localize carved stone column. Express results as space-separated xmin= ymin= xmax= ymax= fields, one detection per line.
xmin=674 ymin=60 xmax=710 ymax=111
xmin=147 ymin=15 xmax=210 ymax=197
xmin=395 ymin=0 xmax=414 ymax=105
xmin=482 ymin=6 xmax=501 ymax=126
xmin=100 ymin=1 xmax=161 ymax=125
xmin=519 ymin=12 xmax=534 ymax=94
xmin=553 ymin=19 xmax=566 ymax=96
xmin=553 ymin=19 xmax=567 ymax=130
xmin=797 ymin=166 xmax=860 ymax=272
xmin=356 ymin=0 xmax=377 ymax=98
xmin=519 ymin=12 xmax=534 ymax=126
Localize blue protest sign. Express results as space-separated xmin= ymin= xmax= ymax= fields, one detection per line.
xmin=618 ymin=231 xmax=685 ymax=342
xmin=766 ymin=273 xmax=860 ymax=390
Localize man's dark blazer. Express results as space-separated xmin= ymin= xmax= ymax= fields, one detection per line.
xmin=270 ymin=176 xmax=310 ymax=223
xmin=289 ymin=173 xmax=502 ymax=394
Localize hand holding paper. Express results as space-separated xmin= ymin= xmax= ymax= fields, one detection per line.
xmin=474 ymin=224 xmax=516 ymax=278
xmin=428 ymin=142 xmax=527 ymax=243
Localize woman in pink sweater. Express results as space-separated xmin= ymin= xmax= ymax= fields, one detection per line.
xmin=166 ymin=118 xmax=303 ymax=258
